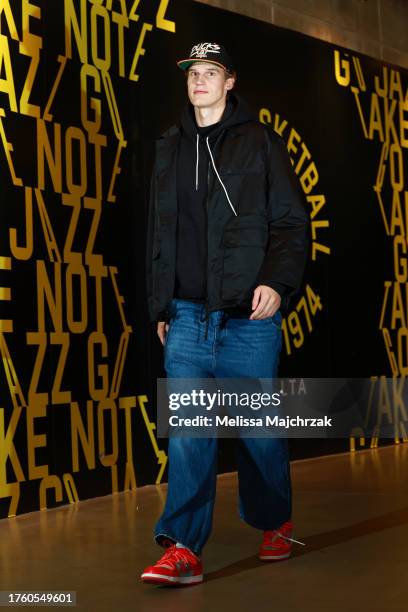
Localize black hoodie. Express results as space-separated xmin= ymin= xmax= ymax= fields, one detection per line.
xmin=174 ymin=92 xmax=287 ymax=302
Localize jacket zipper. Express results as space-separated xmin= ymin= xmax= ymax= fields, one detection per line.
xmin=202 ymin=160 xmax=210 ymax=340
xmin=202 ymin=131 xmax=226 ymax=338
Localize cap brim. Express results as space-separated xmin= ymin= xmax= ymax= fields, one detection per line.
xmin=176 ymin=58 xmax=228 ymax=71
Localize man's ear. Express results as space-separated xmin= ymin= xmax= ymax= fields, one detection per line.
xmin=225 ymin=77 xmax=235 ymax=91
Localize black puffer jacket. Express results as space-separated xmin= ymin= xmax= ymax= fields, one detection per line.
xmin=146 ymin=92 xmax=310 ymax=322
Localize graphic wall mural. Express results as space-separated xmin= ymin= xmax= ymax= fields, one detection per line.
xmin=0 ymin=0 xmax=406 ymax=518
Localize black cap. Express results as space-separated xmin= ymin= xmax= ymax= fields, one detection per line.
xmin=177 ymin=42 xmax=235 ymax=72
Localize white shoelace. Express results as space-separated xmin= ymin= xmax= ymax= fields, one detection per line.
xmin=279 ymin=534 xmax=306 ymax=546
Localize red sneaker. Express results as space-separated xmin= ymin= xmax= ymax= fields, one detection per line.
xmin=141 ymin=544 xmax=203 ymax=586
xmin=259 ymin=520 xmax=296 ymax=561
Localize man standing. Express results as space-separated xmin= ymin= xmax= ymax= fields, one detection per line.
xmin=142 ymin=42 xmax=309 ymax=586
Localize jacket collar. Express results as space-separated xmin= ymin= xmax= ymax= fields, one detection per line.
xmin=157 ymin=93 xmax=256 ymax=142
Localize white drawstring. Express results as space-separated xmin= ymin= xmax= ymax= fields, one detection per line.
xmin=195 ymin=134 xmax=199 ymax=191
xmin=206 ymin=136 xmax=237 ymax=217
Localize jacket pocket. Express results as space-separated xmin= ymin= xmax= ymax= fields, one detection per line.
xmin=221 ymin=223 xmax=268 ymax=302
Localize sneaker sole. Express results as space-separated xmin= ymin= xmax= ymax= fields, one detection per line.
xmin=141 ymin=572 xmax=203 ymax=586
xmin=259 ymin=552 xmax=291 ymax=561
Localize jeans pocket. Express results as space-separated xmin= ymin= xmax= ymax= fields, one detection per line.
xmin=270 ymin=310 xmax=282 ymax=329
xmin=245 ymin=311 xmax=282 ymax=329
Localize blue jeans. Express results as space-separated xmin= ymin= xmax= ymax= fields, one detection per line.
xmin=154 ymin=299 xmax=292 ymax=555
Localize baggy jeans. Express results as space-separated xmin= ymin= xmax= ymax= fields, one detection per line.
xmin=154 ymin=299 xmax=292 ymax=555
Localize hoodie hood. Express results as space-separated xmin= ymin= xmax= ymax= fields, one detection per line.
xmin=179 ymin=91 xmax=256 ymax=142
xmin=179 ymin=92 xmax=256 ymax=216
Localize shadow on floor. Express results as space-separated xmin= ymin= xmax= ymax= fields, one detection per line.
xmin=204 ymin=505 xmax=408 ymax=582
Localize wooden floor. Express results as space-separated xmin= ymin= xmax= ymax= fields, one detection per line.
xmin=1 ymin=444 xmax=407 ymax=611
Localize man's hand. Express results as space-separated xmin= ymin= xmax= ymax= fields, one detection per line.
xmin=157 ymin=321 xmax=169 ymax=345
xmin=250 ymin=285 xmax=281 ymax=319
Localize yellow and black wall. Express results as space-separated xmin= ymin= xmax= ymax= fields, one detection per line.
xmin=0 ymin=0 xmax=406 ymax=518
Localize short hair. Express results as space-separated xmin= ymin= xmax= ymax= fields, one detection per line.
xmin=225 ymin=69 xmax=237 ymax=87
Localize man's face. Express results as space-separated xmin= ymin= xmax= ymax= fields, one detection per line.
xmin=186 ymin=62 xmax=234 ymax=109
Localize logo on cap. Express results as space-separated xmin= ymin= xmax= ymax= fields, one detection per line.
xmin=190 ymin=42 xmax=221 ymax=59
